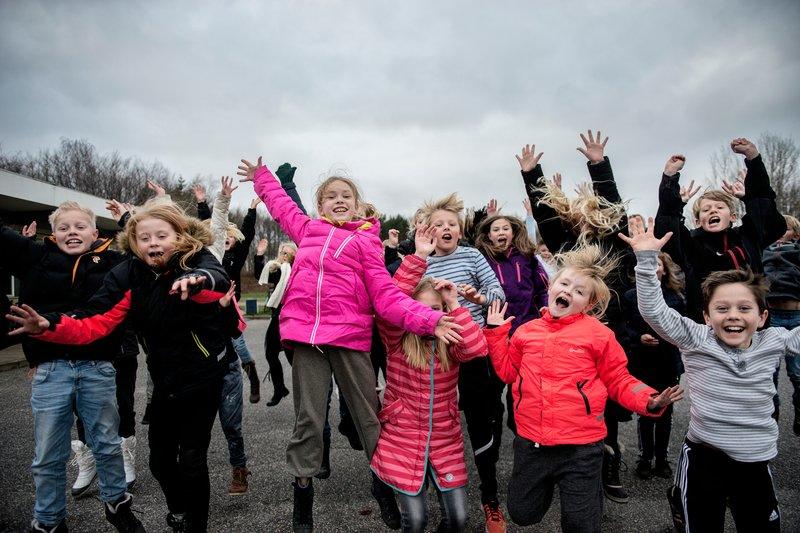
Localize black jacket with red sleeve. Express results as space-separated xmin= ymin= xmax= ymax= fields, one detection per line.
xmin=37 ymin=248 xmax=240 ymax=395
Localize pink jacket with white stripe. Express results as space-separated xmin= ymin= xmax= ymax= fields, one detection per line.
xmin=370 ymin=255 xmax=488 ymax=494
xmin=253 ymin=166 xmax=444 ymax=351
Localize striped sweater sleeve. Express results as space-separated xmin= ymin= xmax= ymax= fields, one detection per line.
xmin=473 ymin=250 xmax=505 ymax=305
xmin=634 ymin=250 xmax=708 ymax=350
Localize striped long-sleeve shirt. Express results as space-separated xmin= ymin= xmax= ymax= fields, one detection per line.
xmin=635 ymin=250 xmax=800 ymax=462
xmin=425 ymin=246 xmax=505 ymax=327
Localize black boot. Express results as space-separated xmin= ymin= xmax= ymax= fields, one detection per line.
xmin=104 ymin=493 xmax=146 ymax=532
xmin=241 ymin=361 xmax=261 ymax=404
xmin=371 ymin=473 xmax=400 ymax=530
xmin=166 ymin=513 xmax=186 ymax=533
xmin=293 ymin=479 xmax=314 ymax=533
xmin=267 ymin=383 xmax=290 ymax=407
xmin=602 ymin=449 xmax=629 ymax=503
xmin=315 ymin=431 xmax=331 ymax=480
xmin=29 ymin=519 xmax=68 ymax=533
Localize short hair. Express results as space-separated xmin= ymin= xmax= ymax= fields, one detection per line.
xmin=692 ymin=190 xmax=738 ymax=222
xmin=701 ymin=269 xmax=768 ymax=313
xmin=48 ymin=201 xmax=97 ymax=229
xmin=424 ymin=193 xmax=465 ymax=233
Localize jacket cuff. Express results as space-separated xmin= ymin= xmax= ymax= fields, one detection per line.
xmin=484 ymin=321 xmax=512 ymax=338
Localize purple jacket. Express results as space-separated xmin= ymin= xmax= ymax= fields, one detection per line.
xmin=253 ymin=165 xmax=444 ymax=351
xmin=486 ymin=247 xmax=549 ymax=334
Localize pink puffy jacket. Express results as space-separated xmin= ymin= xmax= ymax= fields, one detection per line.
xmin=253 ymin=166 xmax=444 ymax=351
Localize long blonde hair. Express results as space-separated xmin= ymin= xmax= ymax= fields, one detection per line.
xmin=118 ymin=200 xmax=212 ymax=271
xmin=401 ymin=278 xmax=452 ymax=372
xmin=551 ymin=245 xmax=620 ymax=318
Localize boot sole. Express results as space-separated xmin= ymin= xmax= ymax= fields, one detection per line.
xmin=71 ymin=472 xmax=98 ymax=498
xmin=603 ymin=490 xmax=629 ymax=504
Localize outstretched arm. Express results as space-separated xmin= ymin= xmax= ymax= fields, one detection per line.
xmin=654 ymin=155 xmax=697 ymax=273
xmin=208 ymin=177 xmax=234 ymax=262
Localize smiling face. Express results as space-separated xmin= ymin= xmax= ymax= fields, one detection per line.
xmin=695 ymin=197 xmax=735 ymax=233
xmin=135 ymin=217 xmax=178 ymax=270
xmin=430 ymin=209 xmax=462 ymax=255
xmin=318 ymin=179 xmax=357 ymax=223
xmin=488 ymin=218 xmax=513 ymax=251
xmin=703 ymin=282 xmax=768 ymax=349
xmin=547 ymin=267 xmax=594 ymax=318
xmin=52 ymin=210 xmax=99 ymax=255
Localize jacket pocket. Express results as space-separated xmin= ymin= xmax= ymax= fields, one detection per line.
xmin=515 ymin=376 xmax=524 ymax=412
xmin=576 ymin=380 xmax=591 ymax=415
xmin=378 ymin=398 xmax=404 ymax=425
xmin=190 ymin=331 xmax=211 ymax=358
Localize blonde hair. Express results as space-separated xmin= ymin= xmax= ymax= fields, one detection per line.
xmin=401 ymin=278 xmax=452 ymax=372
xmin=48 ymin=201 xmax=97 ymax=229
xmin=314 ymin=176 xmax=363 ymax=220
xmin=784 ymin=214 xmax=800 ymax=236
xmin=279 ymin=242 xmax=298 ymax=264
xmin=424 ymin=193 xmax=465 ymax=233
xmin=534 ymin=180 xmax=626 ymax=245
xmin=360 ymin=202 xmax=381 ymax=219
xmin=691 ymin=190 xmax=738 ymax=222
xmin=226 ymin=223 xmax=245 ymax=243
xmin=551 ymin=245 xmax=620 ymax=317
xmin=118 ymin=199 xmax=213 ymax=271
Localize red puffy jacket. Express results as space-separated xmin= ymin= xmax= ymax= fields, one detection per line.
xmin=485 ymin=310 xmax=661 ymax=446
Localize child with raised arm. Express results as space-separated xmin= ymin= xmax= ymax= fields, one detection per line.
xmin=484 ymin=244 xmax=681 ymax=533
xmin=371 ymin=226 xmax=488 ymax=533
xmin=622 ymin=217 xmax=796 ymax=533
xmin=238 ymin=157 xmax=462 ymax=532
xmin=8 ymin=201 xmax=239 ymax=533
xmin=419 ymin=193 xmax=507 ymax=532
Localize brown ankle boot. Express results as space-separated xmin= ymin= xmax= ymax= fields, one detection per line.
xmin=229 ymin=466 xmax=251 ymax=496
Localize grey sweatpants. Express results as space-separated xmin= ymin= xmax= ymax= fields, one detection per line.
xmin=286 ymin=343 xmax=380 ymax=478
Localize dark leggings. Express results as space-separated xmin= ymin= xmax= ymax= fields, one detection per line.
xmin=637 ymin=405 xmax=673 ymax=462
xmin=264 ymin=305 xmax=293 ymax=391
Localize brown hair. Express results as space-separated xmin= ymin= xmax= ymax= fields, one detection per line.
xmin=401 ymin=278 xmax=452 ymax=372
xmin=658 ymin=252 xmax=685 ymax=296
xmin=701 ymin=269 xmax=769 ymax=313
xmin=117 ymin=199 xmax=213 ymax=271
xmin=314 ymin=176 xmax=363 ymax=220
xmin=475 ymin=215 xmax=535 ymax=259
xmin=551 ymin=245 xmax=620 ymax=317
xmin=691 ymin=190 xmax=738 ymax=222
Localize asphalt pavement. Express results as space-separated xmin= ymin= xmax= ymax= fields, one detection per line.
xmin=0 ymin=318 xmax=798 ymax=532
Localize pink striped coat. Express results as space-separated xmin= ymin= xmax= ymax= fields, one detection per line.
xmin=370 ymin=254 xmax=488 ymax=494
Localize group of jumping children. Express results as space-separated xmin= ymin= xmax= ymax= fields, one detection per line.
xmin=3 ymin=130 xmax=799 ymax=533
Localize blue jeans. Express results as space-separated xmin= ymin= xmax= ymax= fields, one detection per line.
xmin=219 ymin=359 xmax=246 ymax=467
xmin=31 ymin=359 xmax=126 ymax=525
xmin=771 ymin=309 xmax=800 ymax=410
xmin=231 ymin=334 xmax=253 ymax=365
xmin=395 ymin=470 xmax=467 ymax=533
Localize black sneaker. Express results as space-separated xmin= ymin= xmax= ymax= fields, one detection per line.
xmin=666 ymin=485 xmax=686 ymax=533
xmin=166 ymin=513 xmax=186 ymax=533
xmin=653 ymin=459 xmax=673 ymax=479
xmin=602 ymin=450 xmax=629 ymax=503
xmin=293 ymin=479 xmax=314 ymax=533
xmin=104 ymin=493 xmax=145 ymax=533
xmin=141 ymin=404 xmax=152 ymax=425
xmin=267 ymin=385 xmax=290 ymax=407
xmin=29 ymin=519 xmax=68 ymax=533
xmin=338 ymin=418 xmax=363 ymax=451
xmin=635 ymin=458 xmax=653 ymax=479
xmin=371 ymin=474 xmax=400 ymax=530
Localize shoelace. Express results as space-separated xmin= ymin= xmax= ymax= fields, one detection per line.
xmin=122 ymin=445 xmax=135 ymax=462
xmin=71 ymin=449 xmax=93 ymax=469
xmin=484 ymin=504 xmax=504 ymax=522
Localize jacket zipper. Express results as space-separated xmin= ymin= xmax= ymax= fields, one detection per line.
xmin=191 ymin=331 xmax=211 ymax=358
xmin=576 ymin=380 xmax=590 ymax=415
xmin=515 ymin=262 xmax=522 ymax=283
xmin=333 ymin=234 xmax=356 ymax=258
xmin=310 ymin=228 xmax=337 ymax=345
xmin=493 ymin=260 xmax=505 ymax=285
xmin=515 ymin=376 xmax=524 ymax=411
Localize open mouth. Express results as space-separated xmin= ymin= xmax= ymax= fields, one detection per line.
xmin=332 ymin=206 xmax=348 ymax=214
xmin=497 ymin=237 xmax=508 ymax=245
xmin=723 ymin=325 xmax=744 ymax=333
xmin=65 ymin=238 xmax=83 ymax=246
xmin=555 ymin=296 xmax=570 ymax=309
xmin=148 ymin=251 xmax=164 ymax=259
xmin=708 ymin=216 xmax=721 ymax=225
xmin=441 ymin=233 xmax=453 ymax=242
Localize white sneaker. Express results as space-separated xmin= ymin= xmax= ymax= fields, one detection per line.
xmin=121 ymin=436 xmax=137 ymax=489
xmin=70 ymin=440 xmax=96 ymax=497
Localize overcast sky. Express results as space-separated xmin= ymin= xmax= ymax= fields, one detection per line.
xmin=2 ymin=1 xmax=798 ymax=220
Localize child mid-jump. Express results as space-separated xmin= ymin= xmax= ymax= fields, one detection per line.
xmin=622 ymin=217 xmax=796 ymax=533
xmin=371 ymin=226 xmax=488 ymax=533
xmin=484 ymin=244 xmax=682 ymax=533
xmin=238 ymin=157 xmax=462 ymax=532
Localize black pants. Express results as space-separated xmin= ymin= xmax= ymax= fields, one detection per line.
xmin=370 ymin=324 xmax=387 ymax=385
xmin=458 ymin=357 xmax=504 ymax=504
xmin=507 ymin=436 xmax=604 ymax=533
xmin=674 ymin=439 xmax=780 ymax=533
xmin=77 ymin=356 xmax=138 ymax=441
xmin=149 ymin=378 xmax=222 ymax=532
xmin=637 ymin=405 xmax=673 ymax=462
xmin=264 ymin=305 xmax=294 ymax=391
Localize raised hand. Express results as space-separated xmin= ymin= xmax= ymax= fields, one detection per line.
xmin=515 ymin=144 xmax=544 ymax=172
xmin=433 ymin=279 xmax=460 ymax=309
xmin=486 ymin=198 xmax=498 ymax=216
xmin=169 ymin=274 xmax=208 ymax=301
xmin=414 ymin=224 xmax=436 ymax=259
xmin=105 ymin=200 xmax=133 ymax=222
xmin=387 ymin=228 xmax=400 ymax=249
xmin=551 ymin=172 xmax=563 ymax=191
xmin=6 ymin=304 xmax=50 ymax=336
xmin=218 ymin=282 xmax=236 ymax=308
xmin=458 ymin=283 xmax=486 ymax=305
xmin=21 ymin=221 xmax=37 ymax=238
xmin=146 ymin=179 xmax=166 ymax=197
xmin=730 ymin=138 xmax=759 ymax=160
xmin=664 ymin=154 xmax=686 ymax=176
xmin=641 ymin=333 xmax=660 ymax=346
xmin=721 ymin=172 xmax=745 ymax=199
xmin=433 ymin=315 xmax=463 ymax=345
xmin=192 ymin=184 xmax=207 ymax=203
xmin=577 ymin=130 xmax=608 ymax=164
xmin=250 ymin=197 xmax=262 ymax=209
xmin=237 ymin=156 xmax=263 ymax=182
xmin=522 ymin=197 xmax=533 ymax=216
xmin=220 ymin=176 xmax=238 ymax=198
xmin=679 ymin=180 xmax=701 ymax=203
xmin=256 ymin=238 xmax=268 ymax=256
xmin=487 ymin=300 xmax=514 ymax=327
xmin=618 ymin=216 xmax=673 ymax=252
xmin=647 ymin=384 xmax=684 ymax=412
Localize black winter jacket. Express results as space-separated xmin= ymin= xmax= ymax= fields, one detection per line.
xmin=763 ymin=241 xmax=800 ymax=304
